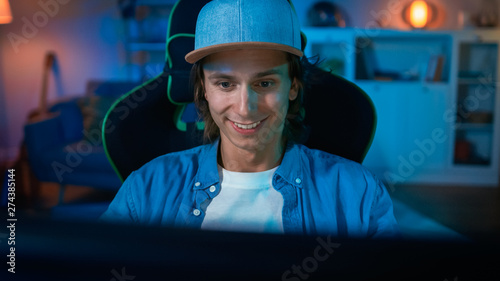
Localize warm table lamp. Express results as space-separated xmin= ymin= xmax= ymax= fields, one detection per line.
xmin=403 ymin=0 xmax=437 ymax=29
xmin=0 ymin=0 xmax=12 ymax=24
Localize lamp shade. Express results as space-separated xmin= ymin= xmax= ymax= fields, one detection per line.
xmin=0 ymin=0 xmax=12 ymax=24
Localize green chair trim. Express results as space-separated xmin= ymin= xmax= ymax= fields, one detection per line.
xmin=165 ymin=33 xmax=195 ymax=106
xmin=102 ymin=76 xmax=161 ymax=183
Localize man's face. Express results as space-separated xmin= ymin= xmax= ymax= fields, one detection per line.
xmin=203 ymin=49 xmax=298 ymax=153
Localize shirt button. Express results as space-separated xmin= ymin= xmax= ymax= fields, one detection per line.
xmin=209 ymin=185 xmax=216 ymax=192
xmin=193 ymin=209 xmax=201 ymax=216
xmin=194 ymin=182 xmax=201 ymax=187
xmin=295 ymin=178 xmax=302 ymax=184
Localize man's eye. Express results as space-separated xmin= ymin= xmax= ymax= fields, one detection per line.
xmin=259 ymin=81 xmax=273 ymax=88
xmin=219 ymin=82 xmax=231 ymax=88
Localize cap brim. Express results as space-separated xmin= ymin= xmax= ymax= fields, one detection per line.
xmin=185 ymin=42 xmax=303 ymax=64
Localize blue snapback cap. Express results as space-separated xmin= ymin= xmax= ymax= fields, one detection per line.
xmin=185 ymin=0 xmax=303 ymax=64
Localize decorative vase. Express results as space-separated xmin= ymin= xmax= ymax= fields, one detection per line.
xmin=473 ymin=0 xmax=498 ymax=27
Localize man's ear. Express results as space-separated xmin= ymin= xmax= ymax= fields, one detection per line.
xmin=289 ymin=78 xmax=299 ymax=101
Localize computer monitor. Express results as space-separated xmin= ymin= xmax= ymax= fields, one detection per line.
xmin=4 ymin=216 xmax=499 ymax=281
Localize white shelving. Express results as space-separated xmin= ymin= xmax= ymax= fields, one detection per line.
xmin=302 ymin=28 xmax=500 ymax=186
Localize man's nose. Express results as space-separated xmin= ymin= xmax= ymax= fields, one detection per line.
xmin=238 ymin=85 xmax=258 ymax=115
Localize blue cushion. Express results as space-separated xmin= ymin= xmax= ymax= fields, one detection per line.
xmin=51 ymin=100 xmax=84 ymax=142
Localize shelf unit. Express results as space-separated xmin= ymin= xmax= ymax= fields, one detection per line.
xmin=122 ymin=0 xmax=177 ymax=82
xmin=302 ymin=27 xmax=500 ymax=186
xmin=355 ymin=35 xmax=451 ymax=83
xmin=453 ymin=41 xmax=497 ymax=166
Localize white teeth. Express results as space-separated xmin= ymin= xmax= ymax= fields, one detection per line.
xmin=234 ymin=121 xmax=261 ymax=129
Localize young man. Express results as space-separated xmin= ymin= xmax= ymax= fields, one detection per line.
xmin=101 ymin=0 xmax=400 ymax=238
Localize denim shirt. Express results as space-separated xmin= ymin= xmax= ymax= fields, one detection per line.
xmin=101 ymin=141 xmax=400 ymax=238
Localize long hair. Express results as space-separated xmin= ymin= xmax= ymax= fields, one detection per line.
xmin=191 ymin=53 xmax=309 ymax=144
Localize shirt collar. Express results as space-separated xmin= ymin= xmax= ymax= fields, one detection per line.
xmin=194 ymin=139 xmax=304 ymax=190
xmin=193 ymin=140 xmax=220 ymax=191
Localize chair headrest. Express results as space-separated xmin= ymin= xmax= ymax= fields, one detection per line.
xmin=165 ymin=0 xmax=211 ymax=104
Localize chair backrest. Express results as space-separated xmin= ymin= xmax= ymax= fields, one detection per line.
xmin=103 ymin=0 xmax=376 ymax=182
xmin=302 ymin=66 xmax=376 ymax=163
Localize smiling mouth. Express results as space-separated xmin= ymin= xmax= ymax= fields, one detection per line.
xmin=232 ymin=120 xmax=262 ymax=130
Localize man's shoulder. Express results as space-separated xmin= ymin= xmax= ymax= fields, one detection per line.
xmin=294 ymin=144 xmax=378 ymax=180
xmin=295 ymin=144 xmax=360 ymax=167
xmin=293 ymin=144 xmax=387 ymax=201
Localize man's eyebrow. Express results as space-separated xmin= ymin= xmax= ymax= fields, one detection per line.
xmin=255 ymin=69 xmax=284 ymax=78
xmin=206 ymin=68 xmax=285 ymax=80
xmin=207 ymin=73 xmax=235 ymax=80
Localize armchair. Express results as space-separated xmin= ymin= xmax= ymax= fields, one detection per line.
xmin=23 ymin=81 xmax=140 ymax=205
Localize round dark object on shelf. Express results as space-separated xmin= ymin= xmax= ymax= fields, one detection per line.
xmin=308 ymin=2 xmax=346 ymax=27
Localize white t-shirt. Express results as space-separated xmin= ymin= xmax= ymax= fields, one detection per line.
xmin=201 ymin=166 xmax=284 ymax=234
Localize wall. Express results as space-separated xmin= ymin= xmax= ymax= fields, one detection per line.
xmin=0 ymin=0 xmax=499 ymax=163
xmin=0 ymin=0 xmax=127 ymax=162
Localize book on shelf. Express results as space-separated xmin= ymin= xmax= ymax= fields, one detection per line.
xmin=425 ymin=55 xmax=445 ymax=82
xmin=355 ymin=39 xmax=376 ymax=80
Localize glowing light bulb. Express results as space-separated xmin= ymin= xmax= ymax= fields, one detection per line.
xmin=409 ymin=1 xmax=429 ymax=28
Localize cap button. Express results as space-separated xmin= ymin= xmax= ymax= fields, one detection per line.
xmin=295 ymin=178 xmax=302 ymax=184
